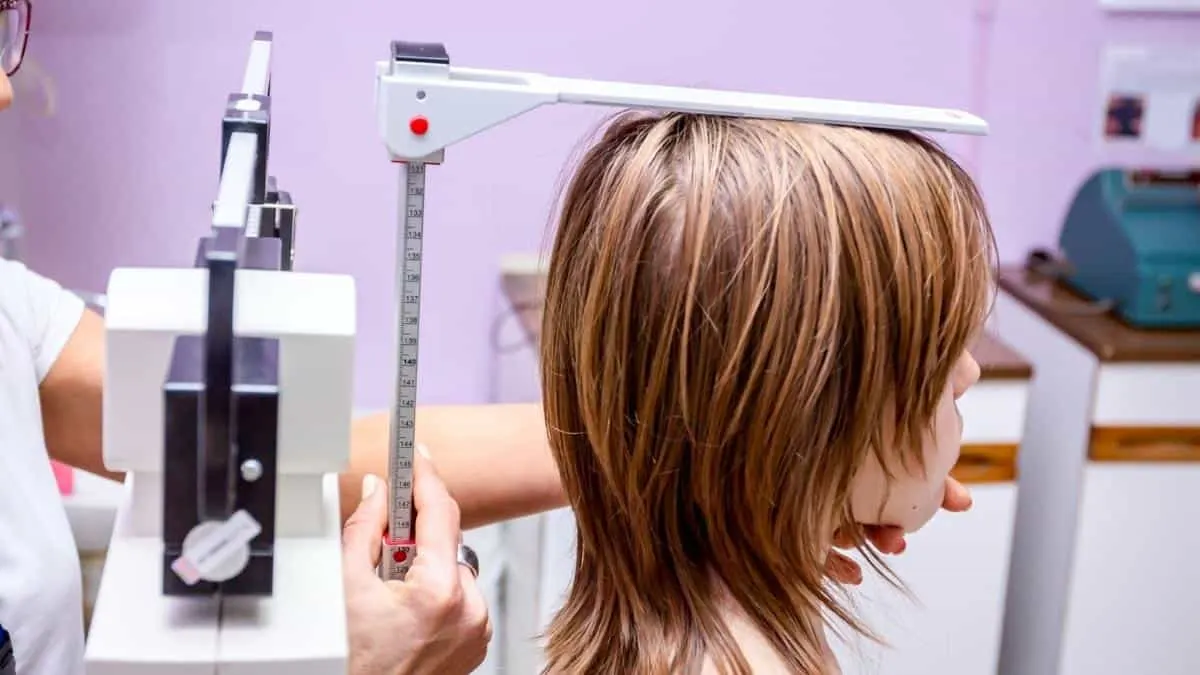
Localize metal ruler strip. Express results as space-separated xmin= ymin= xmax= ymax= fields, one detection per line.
xmin=382 ymin=161 xmax=425 ymax=580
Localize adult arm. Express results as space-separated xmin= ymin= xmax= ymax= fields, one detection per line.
xmin=35 ymin=283 xmax=561 ymax=526
xmin=39 ymin=307 xmax=122 ymax=481
xmin=340 ymin=403 xmax=565 ymax=529
xmin=39 ymin=303 xmax=565 ymax=529
xmin=30 ymin=275 xmax=563 ymax=527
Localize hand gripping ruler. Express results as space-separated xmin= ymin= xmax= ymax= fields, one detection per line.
xmin=373 ymin=39 xmax=989 ymax=581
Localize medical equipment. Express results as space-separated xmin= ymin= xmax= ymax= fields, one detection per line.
xmin=76 ymin=28 xmax=987 ymax=673
xmin=1059 ymin=168 xmax=1200 ymax=328
xmin=85 ymin=32 xmax=354 ymax=674
xmin=373 ymin=40 xmax=989 ymax=581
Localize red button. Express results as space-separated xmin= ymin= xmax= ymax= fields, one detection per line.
xmin=393 ymin=549 xmax=408 ymax=563
xmin=409 ymin=116 xmax=429 ymax=135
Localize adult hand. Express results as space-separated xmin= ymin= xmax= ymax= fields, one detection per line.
xmin=826 ymin=475 xmax=973 ymax=584
xmin=342 ymin=446 xmax=492 ymax=675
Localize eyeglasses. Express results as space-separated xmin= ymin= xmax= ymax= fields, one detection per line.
xmin=1 ymin=0 xmax=31 ymax=77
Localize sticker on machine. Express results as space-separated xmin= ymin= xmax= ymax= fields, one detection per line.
xmin=171 ymin=510 xmax=262 ymax=585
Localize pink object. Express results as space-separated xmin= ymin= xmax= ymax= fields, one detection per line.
xmin=52 ymin=461 xmax=74 ymax=496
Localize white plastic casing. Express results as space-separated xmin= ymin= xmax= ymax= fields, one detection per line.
xmin=84 ymin=266 xmax=356 ymax=675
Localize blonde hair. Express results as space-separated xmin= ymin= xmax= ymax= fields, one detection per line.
xmin=539 ymin=112 xmax=996 ymax=674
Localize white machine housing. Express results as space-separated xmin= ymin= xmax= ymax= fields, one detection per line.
xmin=84 ymin=266 xmax=356 ymax=674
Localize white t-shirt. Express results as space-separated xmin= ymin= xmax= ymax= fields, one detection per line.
xmin=0 ymin=258 xmax=87 ymax=675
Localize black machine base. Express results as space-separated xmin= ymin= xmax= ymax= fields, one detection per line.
xmin=162 ymin=333 xmax=280 ymax=597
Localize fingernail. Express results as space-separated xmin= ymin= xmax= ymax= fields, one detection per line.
xmin=362 ymin=474 xmax=378 ymax=500
xmin=417 ymin=443 xmax=431 ymax=459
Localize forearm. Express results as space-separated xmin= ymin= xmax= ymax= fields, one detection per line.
xmin=340 ymin=402 xmax=566 ymax=529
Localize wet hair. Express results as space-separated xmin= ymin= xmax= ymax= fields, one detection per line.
xmin=539 ymin=112 xmax=996 ymax=674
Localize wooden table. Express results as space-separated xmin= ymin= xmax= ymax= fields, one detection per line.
xmin=497 ymin=269 xmax=1034 ymax=675
xmin=991 ymin=266 xmax=1200 ymax=675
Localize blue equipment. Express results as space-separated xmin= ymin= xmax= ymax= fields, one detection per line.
xmin=1058 ymin=168 xmax=1200 ymax=328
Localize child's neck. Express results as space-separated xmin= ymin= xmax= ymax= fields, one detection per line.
xmin=705 ymin=576 xmax=843 ymax=675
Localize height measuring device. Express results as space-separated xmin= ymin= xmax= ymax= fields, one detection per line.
xmin=380 ymin=156 xmax=426 ymax=579
xmin=374 ymin=41 xmax=989 ymax=580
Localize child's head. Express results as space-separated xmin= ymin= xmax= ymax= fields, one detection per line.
xmin=539 ymin=112 xmax=995 ymax=673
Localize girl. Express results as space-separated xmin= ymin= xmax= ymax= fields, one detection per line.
xmin=539 ymin=112 xmax=994 ymax=674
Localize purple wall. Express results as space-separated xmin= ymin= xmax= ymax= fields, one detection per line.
xmin=8 ymin=0 xmax=1197 ymax=408
xmin=978 ymin=2 xmax=1199 ymax=260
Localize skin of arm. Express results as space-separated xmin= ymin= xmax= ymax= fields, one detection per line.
xmin=340 ymin=404 xmax=564 ymax=529
xmin=40 ymin=310 xmax=123 ymax=483
xmin=39 ymin=309 xmax=566 ymax=530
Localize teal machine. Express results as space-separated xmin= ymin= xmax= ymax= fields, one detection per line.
xmin=1058 ymin=168 xmax=1200 ymax=328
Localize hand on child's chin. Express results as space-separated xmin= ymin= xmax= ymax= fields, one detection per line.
xmin=941 ymin=475 xmax=973 ymax=512
xmin=826 ymin=476 xmax=972 ymax=585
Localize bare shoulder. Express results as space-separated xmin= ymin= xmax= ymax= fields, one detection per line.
xmin=702 ymin=607 xmax=843 ymax=675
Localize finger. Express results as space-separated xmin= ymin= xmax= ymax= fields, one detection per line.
xmin=341 ymin=474 xmax=388 ymax=578
xmin=458 ymin=565 xmax=490 ymax=635
xmin=411 ymin=446 xmax=463 ymax=571
xmin=825 ymin=550 xmax=863 ymax=585
xmin=832 ymin=527 xmax=857 ymax=550
xmin=457 ymin=565 xmax=492 ymax=669
xmin=942 ymin=476 xmax=973 ymax=512
xmin=864 ymin=525 xmax=907 ymax=555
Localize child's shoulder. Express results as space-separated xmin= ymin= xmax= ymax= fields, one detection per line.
xmin=698 ymin=607 xmax=841 ymax=675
